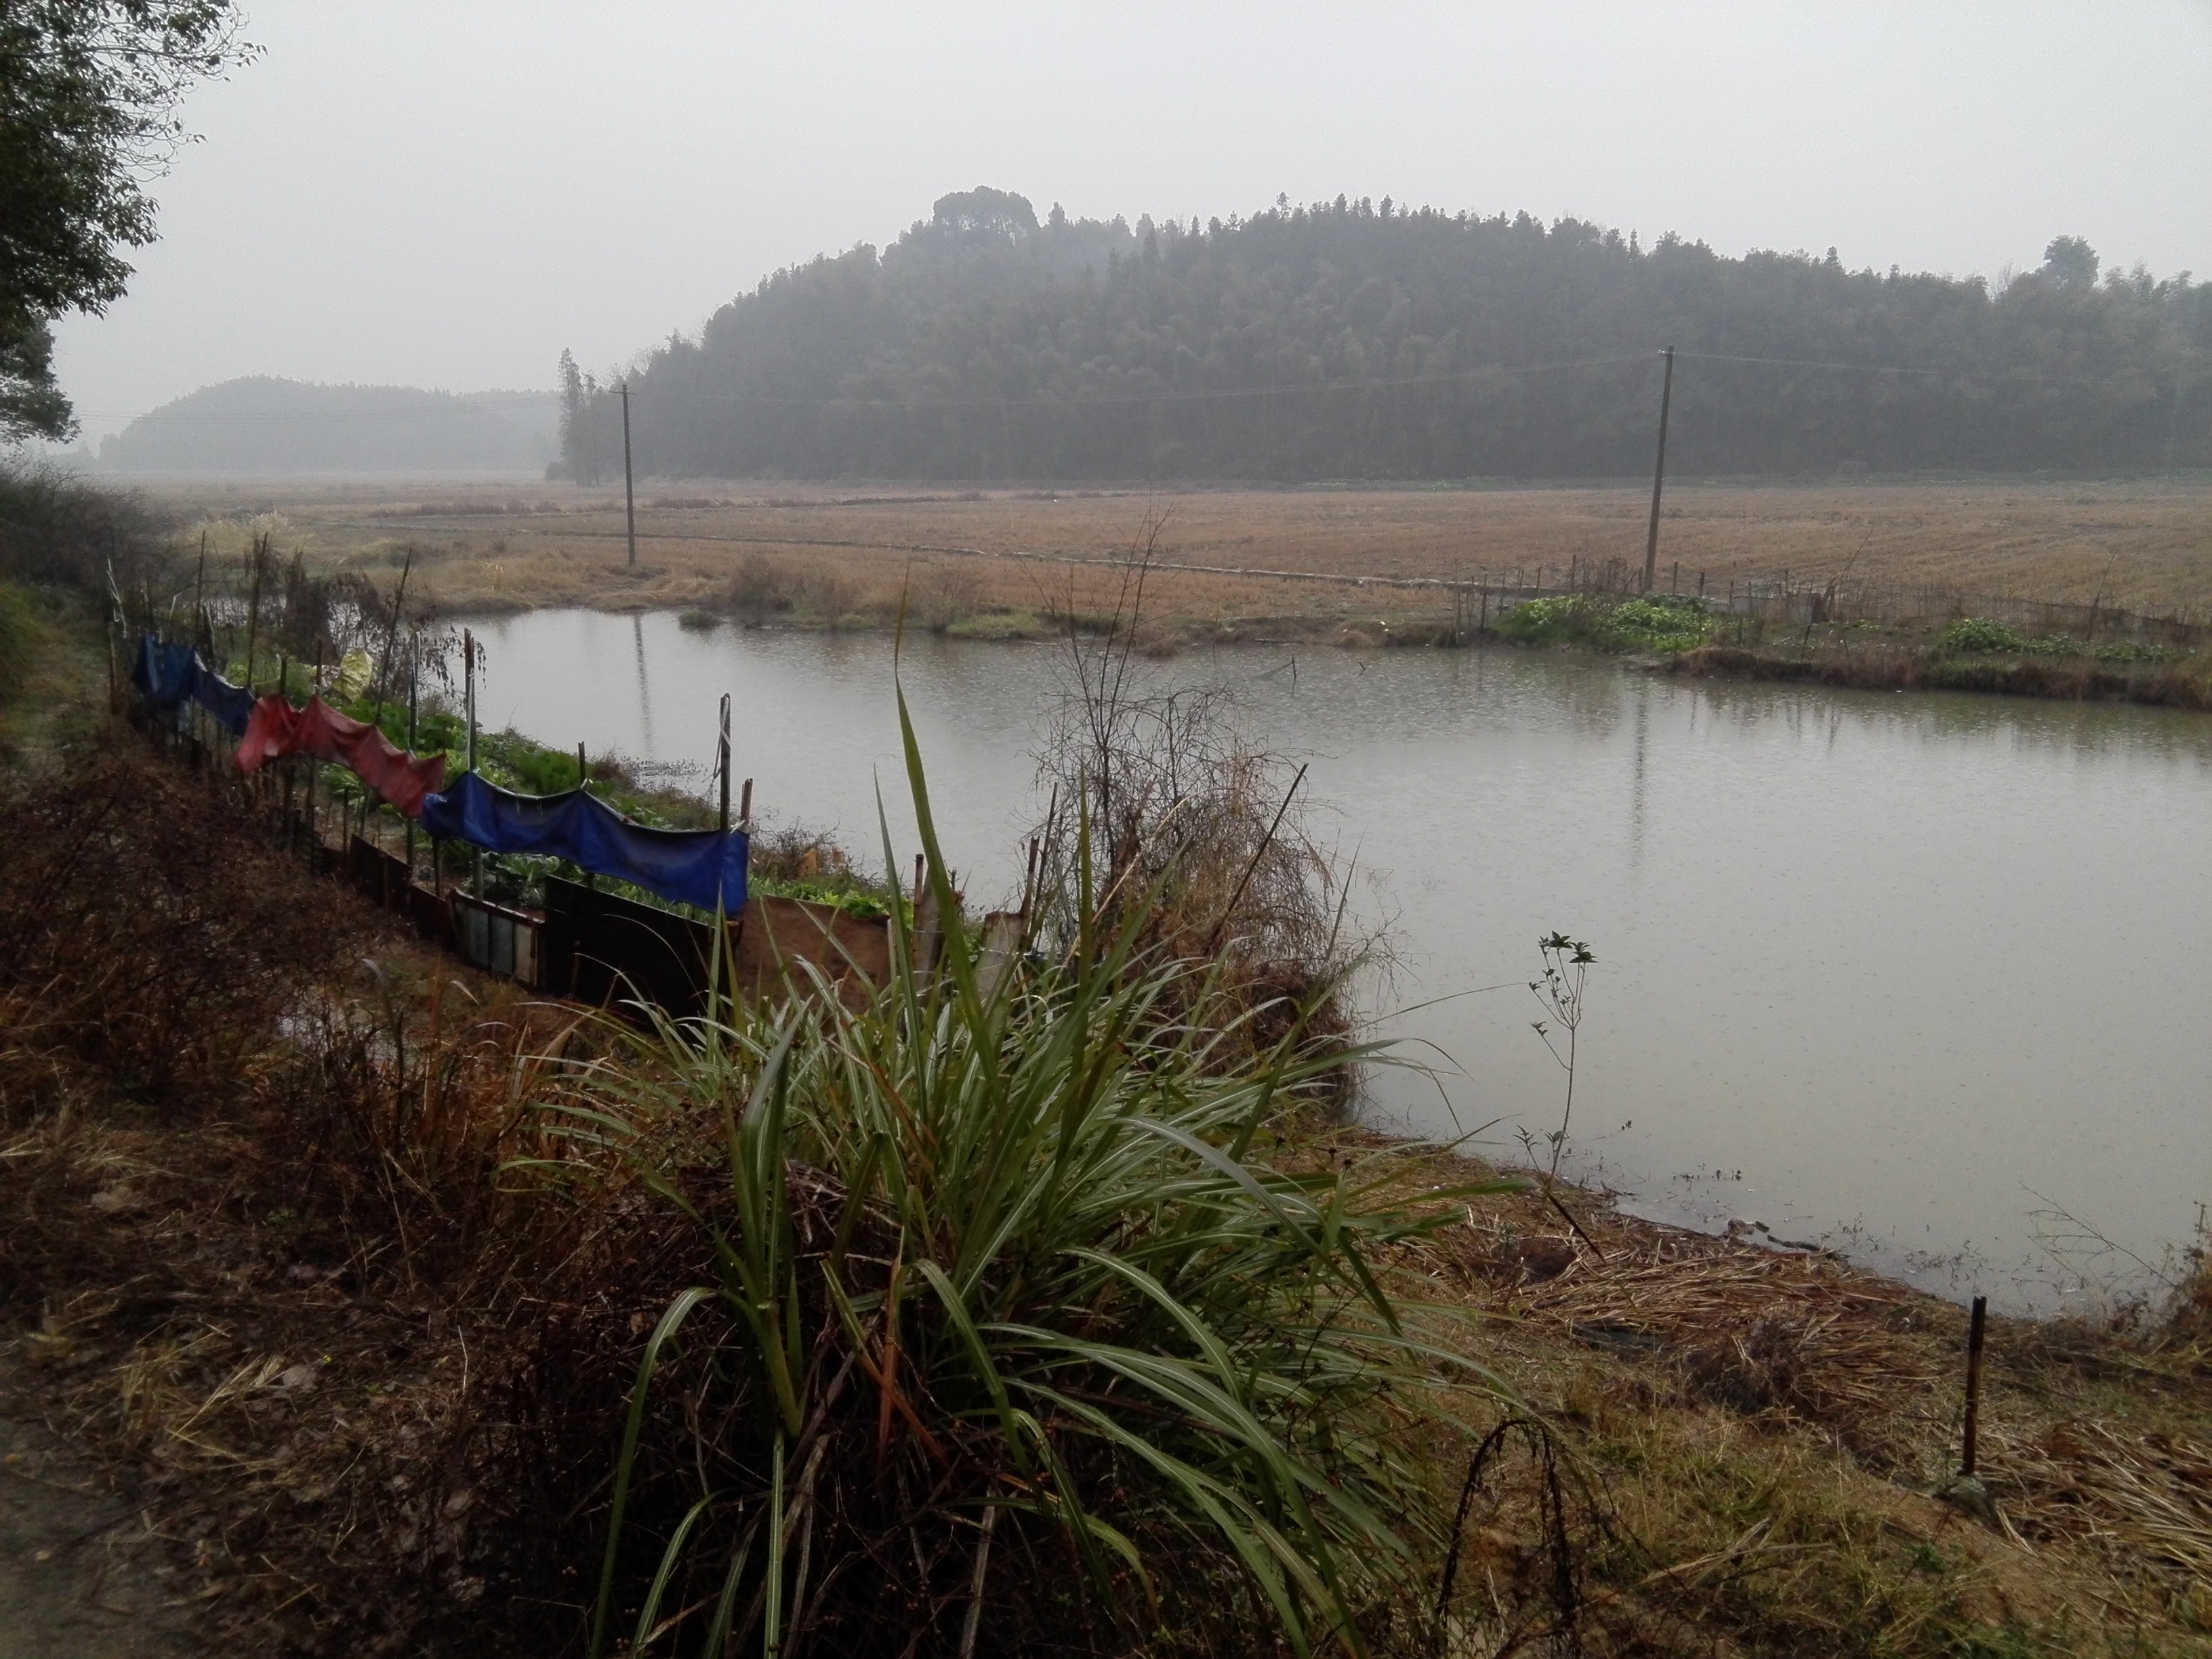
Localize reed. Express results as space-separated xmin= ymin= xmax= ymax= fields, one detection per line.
xmin=548 ymin=686 xmax=1519 ymax=1657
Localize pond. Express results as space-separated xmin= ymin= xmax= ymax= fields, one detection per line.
xmin=464 ymin=609 xmax=2212 ymax=1312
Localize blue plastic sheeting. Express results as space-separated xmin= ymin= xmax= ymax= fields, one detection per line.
xmin=131 ymin=636 xmax=199 ymax=708
xmin=190 ymin=665 xmax=256 ymax=736
xmin=130 ymin=634 xmax=257 ymax=737
xmin=420 ymin=770 xmax=748 ymax=915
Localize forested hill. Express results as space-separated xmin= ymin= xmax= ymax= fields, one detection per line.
xmin=100 ymin=378 xmax=559 ymax=474
xmin=561 ymin=188 xmax=2211 ymax=484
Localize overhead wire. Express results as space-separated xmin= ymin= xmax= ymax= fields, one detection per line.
xmin=84 ymin=345 xmax=1999 ymax=431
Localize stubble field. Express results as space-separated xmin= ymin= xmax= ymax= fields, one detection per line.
xmin=144 ymin=476 xmax=2212 ymax=633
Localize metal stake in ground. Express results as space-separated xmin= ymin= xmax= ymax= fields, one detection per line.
xmin=1961 ymin=1294 xmax=1988 ymax=1477
xmin=1641 ymin=344 xmax=1675 ymax=593
xmin=1933 ymin=1293 xmax=1999 ymax=1524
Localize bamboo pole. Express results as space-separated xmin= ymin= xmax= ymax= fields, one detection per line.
xmin=406 ymin=639 xmax=419 ymax=883
xmin=243 ymin=537 xmax=263 ymax=693
xmin=464 ymin=628 xmax=481 ymax=899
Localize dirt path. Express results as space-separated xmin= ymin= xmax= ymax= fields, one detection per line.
xmin=0 ymin=1361 xmax=191 ymax=1658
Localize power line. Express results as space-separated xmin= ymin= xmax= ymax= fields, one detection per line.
xmin=78 ymin=394 xmax=558 ymax=424
xmin=82 ymin=346 xmax=2001 ymax=430
xmin=1671 ymin=350 xmax=1952 ymax=378
xmin=617 ymin=352 xmax=1654 ymax=411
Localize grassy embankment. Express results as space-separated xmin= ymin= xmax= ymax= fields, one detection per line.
xmin=1500 ymin=593 xmax=2212 ymax=710
xmin=3 ymin=595 xmax=2211 ymax=1657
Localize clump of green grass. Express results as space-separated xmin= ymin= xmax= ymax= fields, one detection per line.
xmin=678 ymin=607 xmax=722 ymax=632
xmin=553 ymin=691 xmax=1516 ymax=1658
xmin=1938 ymin=617 xmax=2026 ymax=655
xmin=1498 ymin=593 xmax=1711 ymax=653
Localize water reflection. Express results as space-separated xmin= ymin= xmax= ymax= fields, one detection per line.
xmin=632 ymin=614 xmax=656 ymax=754
xmin=464 ymin=611 xmax=2212 ymax=1312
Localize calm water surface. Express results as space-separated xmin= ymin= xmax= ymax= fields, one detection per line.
xmin=468 ymin=610 xmax=2212 ymax=1311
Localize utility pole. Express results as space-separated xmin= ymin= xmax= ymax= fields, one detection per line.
xmin=621 ymin=380 xmax=638 ymax=568
xmin=1642 ymin=345 xmax=1675 ymax=593
xmin=2163 ymin=359 xmax=2186 ymax=482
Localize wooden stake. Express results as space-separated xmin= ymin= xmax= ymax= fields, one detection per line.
xmin=1020 ymin=836 xmax=1041 ymax=922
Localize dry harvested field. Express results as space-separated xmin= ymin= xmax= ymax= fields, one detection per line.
xmin=146 ymin=476 xmax=2212 ymax=628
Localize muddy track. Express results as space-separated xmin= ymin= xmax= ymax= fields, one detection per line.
xmin=0 ymin=1357 xmax=191 ymax=1658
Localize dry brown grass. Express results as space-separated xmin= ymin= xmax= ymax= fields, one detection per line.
xmin=141 ymin=476 xmax=2212 ymax=633
xmin=1288 ymin=1131 xmax=2212 ymax=1654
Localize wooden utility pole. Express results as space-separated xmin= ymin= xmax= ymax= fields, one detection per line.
xmin=621 ymin=380 xmax=638 ymax=568
xmin=1642 ymin=345 xmax=1675 ymax=592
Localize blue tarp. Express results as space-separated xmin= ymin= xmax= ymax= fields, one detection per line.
xmin=420 ymin=770 xmax=749 ymax=915
xmin=190 ymin=665 xmax=256 ymax=736
xmin=131 ymin=636 xmax=199 ymax=708
xmin=131 ymin=634 xmax=256 ymax=737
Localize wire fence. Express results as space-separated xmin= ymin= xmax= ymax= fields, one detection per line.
xmin=1439 ymin=554 xmax=2205 ymax=649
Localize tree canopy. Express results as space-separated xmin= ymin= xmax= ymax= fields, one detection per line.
xmin=562 ymin=193 xmax=2211 ymax=484
xmin=0 ymin=0 xmax=253 ymax=440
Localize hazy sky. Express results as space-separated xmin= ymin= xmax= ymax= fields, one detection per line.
xmin=44 ymin=0 xmax=2212 ymax=438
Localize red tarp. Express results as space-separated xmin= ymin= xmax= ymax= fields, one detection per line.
xmin=234 ymin=696 xmax=447 ymax=818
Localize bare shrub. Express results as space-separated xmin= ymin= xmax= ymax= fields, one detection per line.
xmin=0 ymin=754 xmax=387 ymax=1124
xmin=1029 ymin=523 xmax=1368 ymax=1073
xmin=916 ymin=556 xmax=981 ymax=632
xmin=792 ymin=558 xmax=857 ymax=618
xmin=726 ymin=551 xmax=793 ymax=623
xmin=0 ymin=460 xmax=176 ymax=594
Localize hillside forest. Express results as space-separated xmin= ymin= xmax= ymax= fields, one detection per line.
xmin=558 ymin=188 xmax=2212 ymax=485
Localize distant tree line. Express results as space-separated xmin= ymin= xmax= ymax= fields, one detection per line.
xmin=557 ymin=189 xmax=2212 ymax=483
xmin=99 ymin=377 xmax=560 ymax=472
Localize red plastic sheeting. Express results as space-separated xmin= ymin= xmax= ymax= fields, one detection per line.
xmin=234 ymin=695 xmax=447 ymax=817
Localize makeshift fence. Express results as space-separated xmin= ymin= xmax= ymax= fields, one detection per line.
xmin=1437 ymin=555 xmax=2205 ymax=648
xmin=123 ymin=628 xmax=923 ymax=1018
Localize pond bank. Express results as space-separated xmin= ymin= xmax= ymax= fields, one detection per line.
xmin=2 ymin=615 xmax=2208 ymax=1656
xmin=1659 ymin=640 xmax=2212 ymax=711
